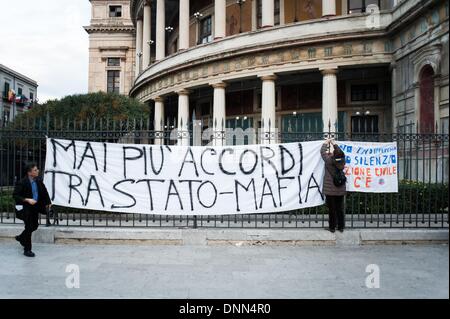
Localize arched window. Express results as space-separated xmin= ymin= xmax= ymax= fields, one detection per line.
xmin=419 ymin=65 xmax=435 ymax=133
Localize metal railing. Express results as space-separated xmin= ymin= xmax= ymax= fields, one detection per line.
xmin=0 ymin=116 xmax=448 ymax=228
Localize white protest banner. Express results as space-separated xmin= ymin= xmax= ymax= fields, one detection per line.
xmin=337 ymin=141 xmax=398 ymax=193
xmin=44 ymin=138 xmax=326 ymax=215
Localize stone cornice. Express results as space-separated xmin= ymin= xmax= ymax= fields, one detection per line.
xmin=84 ymin=25 xmax=135 ymax=34
xmin=0 ymin=64 xmax=38 ymax=87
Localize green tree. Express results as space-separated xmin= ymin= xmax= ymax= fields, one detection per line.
xmin=10 ymin=92 xmax=150 ymax=130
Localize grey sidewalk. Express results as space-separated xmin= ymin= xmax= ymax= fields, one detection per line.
xmin=0 ymin=240 xmax=448 ymax=299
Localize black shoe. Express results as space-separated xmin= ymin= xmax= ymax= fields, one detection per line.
xmin=24 ymin=250 xmax=35 ymax=257
xmin=325 ymin=228 xmax=335 ymax=233
xmin=338 ymin=228 xmax=344 ymax=233
xmin=46 ymin=221 xmax=52 ymax=227
xmin=15 ymin=236 xmax=25 ymax=247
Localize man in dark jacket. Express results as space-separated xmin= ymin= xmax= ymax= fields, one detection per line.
xmin=13 ymin=162 xmax=51 ymax=257
xmin=321 ymin=139 xmax=347 ymax=233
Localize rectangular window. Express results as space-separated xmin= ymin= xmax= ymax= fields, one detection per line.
xmin=351 ymin=84 xmax=378 ymax=101
xmin=348 ymin=0 xmax=380 ymax=14
xmin=107 ymin=58 xmax=120 ymax=66
xmin=3 ymin=82 xmax=9 ymax=98
xmin=107 ymin=70 xmax=120 ymax=93
xmin=3 ymin=110 xmax=9 ymax=127
xmin=18 ymin=87 xmax=22 ymax=96
xmin=199 ymin=16 xmax=212 ymax=44
xmin=257 ymin=0 xmax=280 ymax=28
xmin=351 ymin=115 xmax=379 ymax=133
xmin=109 ymin=5 xmax=122 ymax=18
xmin=30 ymin=92 xmax=34 ymax=101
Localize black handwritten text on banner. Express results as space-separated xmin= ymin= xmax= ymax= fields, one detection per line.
xmin=44 ymin=138 xmax=326 ymax=215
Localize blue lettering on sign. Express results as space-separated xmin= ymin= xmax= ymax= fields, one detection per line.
xmin=352 ymin=155 xmax=397 ymax=166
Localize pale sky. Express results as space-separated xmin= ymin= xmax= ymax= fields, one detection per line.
xmin=0 ymin=0 xmax=91 ymax=103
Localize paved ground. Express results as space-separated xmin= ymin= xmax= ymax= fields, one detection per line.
xmin=0 ymin=241 xmax=448 ymax=299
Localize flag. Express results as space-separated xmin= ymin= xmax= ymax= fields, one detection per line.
xmin=7 ymin=89 xmax=15 ymax=102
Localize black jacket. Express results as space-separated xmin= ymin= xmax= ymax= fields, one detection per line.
xmin=13 ymin=176 xmax=51 ymax=214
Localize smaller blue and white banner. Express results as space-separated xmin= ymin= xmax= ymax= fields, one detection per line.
xmin=337 ymin=141 xmax=398 ymax=193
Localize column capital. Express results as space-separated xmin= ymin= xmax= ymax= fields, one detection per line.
xmin=389 ymin=61 xmax=397 ymax=70
xmin=259 ymin=74 xmax=277 ymax=81
xmin=321 ymin=69 xmax=338 ymax=76
xmin=153 ymin=96 xmax=164 ymax=103
xmin=211 ymin=81 xmax=227 ymax=89
xmin=177 ymin=89 xmax=191 ymax=96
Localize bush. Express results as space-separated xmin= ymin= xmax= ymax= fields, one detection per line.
xmin=345 ymin=180 xmax=449 ymax=215
xmin=0 ymin=190 xmax=14 ymax=210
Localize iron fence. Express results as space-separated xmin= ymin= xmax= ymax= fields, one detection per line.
xmin=0 ymin=116 xmax=448 ymax=228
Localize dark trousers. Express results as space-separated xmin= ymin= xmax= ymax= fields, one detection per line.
xmin=326 ymin=195 xmax=345 ymax=230
xmin=17 ymin=209 xmax=39 ymax=251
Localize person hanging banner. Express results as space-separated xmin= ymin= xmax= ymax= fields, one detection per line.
xmin=43 ymin=138 xmax=326 ymax=215
xmin=337 ymin=141 xmax=398 ymax=193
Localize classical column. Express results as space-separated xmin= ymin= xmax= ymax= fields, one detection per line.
xmin=135 ymin=18 xmax=143 ymax=77
xmin=433 ymin=75 xmax=441 ymax=134
xmin=156 ymin=0 xmax=165 ymax=61
xmin=214 ymin=0 xmax=226 ymax=39
xmin=154 ymin=96 xmax=165 ymax=145
xmin=142 ymin=2 xmax=151 ymax=68
xmin=321 ymin=69 xmax=338 ymax=134
xmin=260 ymin=74 xmax=277 ymax=144
xmin=212 ymin=82 xmax=227 ymax=146
xmin=177 ymin=89 xmax=190 ymax=146
xmin=413 ymin=81 xmax=420 ymax=132
xmin=262 ymin=0 xmax=275 ymax=27
xmin=179 ymin=0 xmax=190 ymax=50
xmin=391 ymin=64 xmax=397 ymax=133
xmin=322 ymin=0 xmax=336 ymax=17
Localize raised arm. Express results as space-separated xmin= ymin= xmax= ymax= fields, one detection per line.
xmin=321 ymin=141 xmax=331 ymax=161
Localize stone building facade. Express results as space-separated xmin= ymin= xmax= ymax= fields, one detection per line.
xmin=86 ymin=0 xmax=449 ymax=139
xmin=85 ymin=0 xmax=136 ymax=95
xmin=0 ymin=64 xmax=38 ymax=127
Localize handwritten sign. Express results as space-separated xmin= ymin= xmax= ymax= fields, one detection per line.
xmin=44 ymin=138 xmax=326 ymax=215
xmin=337 ymin=141 xmax=398 ymax=193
